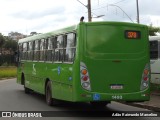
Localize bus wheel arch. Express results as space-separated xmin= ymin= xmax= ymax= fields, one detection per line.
xmin=22 ymin=73 xmax=31 ymax=94
xmin=21 ymin=72 xmax=25 ymax=85
xmin=45 ymin=79 xmax=59 ymax=106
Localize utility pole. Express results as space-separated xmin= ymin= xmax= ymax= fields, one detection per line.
xmin=136 ymin=0 xmax=140 ymax=23
xmin=88 ymin=0 xmax=92 ymax=22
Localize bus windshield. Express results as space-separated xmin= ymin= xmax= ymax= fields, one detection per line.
xmin=150 ymin=41 xmax=158 ymax=59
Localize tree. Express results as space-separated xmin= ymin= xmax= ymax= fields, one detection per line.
xmin=4 ymin=39 xmax=18 ymax=54
xmin=0 ymin=33 xmax=6 ymax=54
xmin=148 ymin=24 xmax=160 ymax=36
xmin=0 ymin=35 xmax=18 ymax=66
xmin=30 ymin=32 xmax=37 ymax=36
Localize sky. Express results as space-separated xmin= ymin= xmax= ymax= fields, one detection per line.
xmin=0 ymin=0 xmax=160 ymax=35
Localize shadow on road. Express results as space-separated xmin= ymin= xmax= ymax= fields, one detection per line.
xmin=18 ymin=90 xmax=115 ymax=117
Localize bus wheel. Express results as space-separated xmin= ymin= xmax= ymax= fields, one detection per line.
xmin=45 ymin=81 xmax=60 ymax=106
xmin=45 ymin=81 xmax=53 ymax=106
xmin=24 ymin=79 xmax=30 ymax=94
xmin=90 ymin=101 xmax=108 ymax=107
xmin=24 ymin=87 xmax=30 ymax=94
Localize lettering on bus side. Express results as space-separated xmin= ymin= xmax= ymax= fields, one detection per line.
xmin=32 ymin=64 xmax=36 ymax=75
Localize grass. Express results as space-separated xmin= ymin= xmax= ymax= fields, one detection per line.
xmin=0 ymin=66 xmax=17 ymax=79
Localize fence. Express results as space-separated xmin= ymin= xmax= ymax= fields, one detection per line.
xmin=0 ymin=54 xmax=15 ymax=66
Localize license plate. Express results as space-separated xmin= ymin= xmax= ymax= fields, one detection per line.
xmin=110 ymin=84 xmax=123 ymax=89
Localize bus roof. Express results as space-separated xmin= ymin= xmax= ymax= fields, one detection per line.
xmin=18 ymin=25 xmax=77 ymax=43
xmin=149 ymin=36 xmax=160 ymax=41
xmin=84 ymin=21 xmax=147 ymax=27
xmin=18 ymin=21 xmax=147 ymax=43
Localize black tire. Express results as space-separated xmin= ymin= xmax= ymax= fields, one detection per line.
xmin=21 ymin=73 xmax=25 ymax=85
xmin=22 ymin=74 xmax=30 ymax=94
xmin=45 ymin=81 xmax=59 ymax=106
xmin=90 ymin=101 xmax=108 ymax=107
xmin=24 ymin=86 xmax=30 ymax=94
xmin=24 ymin=79 xmax=30 ymax=94
xmin=45 ymin=81 xmax=53 ymax=106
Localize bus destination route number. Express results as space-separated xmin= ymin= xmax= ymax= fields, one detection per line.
xmin=125 ymin=30 xmax=141 ymax=39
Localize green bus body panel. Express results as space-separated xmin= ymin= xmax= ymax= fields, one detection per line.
xmin=85 ymin=23 xmax=148 ymax=93
xmin=17 ymin=21 xmax=150 ymax=102
xmin=17 ymin=25 xmax=78 ymax=101
xmin=74 ymin=22 xmax=150 ymax=102
xmin=24 ymin=62 xmax=73 ymax=101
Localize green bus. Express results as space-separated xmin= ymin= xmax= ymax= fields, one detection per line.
xmin=17 ymin=21 xmax=150 ymax=107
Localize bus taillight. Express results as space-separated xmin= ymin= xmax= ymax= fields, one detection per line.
xmin=81 ymin=69 xmax=87 ymax=75
xmin=143 ymin=77 xmax=149 ymax=81
xmin=144 ymin=69 xmax=149 ymax=75
xmin=82 ymin=75 xmax=88 ymax=81
xmin=80 ymin=62 xmax=91 ymax=91
xmin=140 ymin=64 xmax=150 ymax=90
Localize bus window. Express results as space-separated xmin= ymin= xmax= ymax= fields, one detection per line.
xmin=23 ymin=42 xmax=28 ymax=51
xmin=18 ymin=43 xmax=23 ymax=61
xmin=57 ymin=35 xmax=63 ymax=48
xmin=22 ymin=42 xmax=28 ymax=60
xmin=150 ymin=41 xmax=158 ymax=59
xmin=46 ymin=38 xmax=53 ymax=62
xmin=64 ymin=33 xmax=76 ymax=62
xmin=28 ymin=41 xmax=34 ymax=60
xmin=53 ymin=37 xmax=57 ymax=49
xmin=54 ymin=35 xmax=64 ymax=62
xmin=34 ymin=40 xmax=40 ymax=61
xmin=47 ymin=38 xmax=53 ymax=50
xmin=158 ymin=41 xmax=160 ymax=58
xmin=39 ymin=39 xmax=45 ymax=61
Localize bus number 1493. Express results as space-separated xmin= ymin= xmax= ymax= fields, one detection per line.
xmin=112 ymin=95 xmax=123 ymax=100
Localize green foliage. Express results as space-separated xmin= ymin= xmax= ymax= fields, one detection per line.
xmin=0 ymin=33 xmax=6 ymax=54
xmin=148 ymin=24 xmax=160 ymax=36
xmin=0 ymin=55 xmax=15 ymax=66
xmin=0 ymin=33 xmax=5 ymax=47
xmin=0 ymin=67 xmax=17 ymax=79
xmin=0 ymin=33 xmax=18 ymax=66
xmin=4 ymin=39 xmax=17 ymax=52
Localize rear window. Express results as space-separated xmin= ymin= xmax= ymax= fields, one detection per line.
xmin=150 ymin=41 xmax=158 ymax=59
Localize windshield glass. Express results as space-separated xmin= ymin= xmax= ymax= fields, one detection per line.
xmin=150 ymin=41 xmax=158 ymax=59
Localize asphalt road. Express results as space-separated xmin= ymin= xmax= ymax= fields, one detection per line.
xmin=0 ymin=78 xmax=157 ymax=120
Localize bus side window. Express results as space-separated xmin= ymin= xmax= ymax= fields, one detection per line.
xmin=18 ymin=43 xmax=23 ymax=61
xmin=22 ymin=42 xmax=28 ymax=60
xmin=53 ymin=37 xmax=57 ymax=49
xmin=39 ymin=39 xmax=45 ymax=61
xmin=34 ymin=40 xmax=40 ymax=61
xmin=64 ymin=33 xmax=76 ymax=62
xmin=46 ymin=37 xmax=53 ymax=62
xmin=28 ymin=41 xmax=34 ymax=61
xmin=54 ymin=35 xmax=64 ymax=62
xmin=158 ymin=41 xmax=160 ymax=58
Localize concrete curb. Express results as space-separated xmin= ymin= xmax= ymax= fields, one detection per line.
xmin=121 ymin=102 xmax=160 ymax=111
xmin=0 ymin=78 xmax=10 ymax=80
